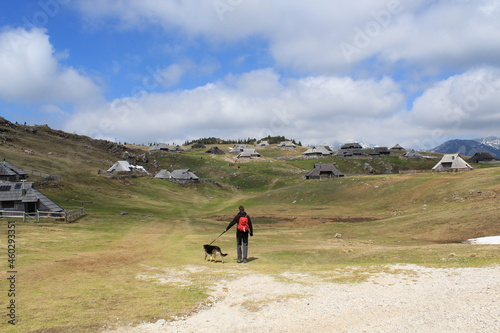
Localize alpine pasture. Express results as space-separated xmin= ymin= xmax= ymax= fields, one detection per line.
xmin=0 ymin=120 xmax=499 ymax=332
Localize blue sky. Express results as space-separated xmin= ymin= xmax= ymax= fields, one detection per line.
xmin=1 ymin=0 xmax=499 ymax=149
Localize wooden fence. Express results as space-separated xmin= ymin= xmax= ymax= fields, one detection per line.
xmin=0 ymin=207 xmax=86 ymax=223
xmin=61 ymin=207 xmax=86 ymax=222
xmin=399 ymin=168 xmax=473 ymax=175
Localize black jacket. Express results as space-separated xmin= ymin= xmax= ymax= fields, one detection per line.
xmin=226 ymin=212 xmax=253 ymax=236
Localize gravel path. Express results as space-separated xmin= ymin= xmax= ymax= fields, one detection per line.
xmin=106 ymin=264 xmax=500 ymax=333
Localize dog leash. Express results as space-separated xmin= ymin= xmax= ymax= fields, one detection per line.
xmin=209 ymin=230 xmax=226 ymax=245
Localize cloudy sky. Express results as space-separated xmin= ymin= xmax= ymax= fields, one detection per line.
xmin=1 ymin=0 xmax=499 ymax=149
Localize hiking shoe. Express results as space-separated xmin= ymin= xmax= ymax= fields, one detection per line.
xmin=237 ymin=259 xmax=242 ymax=263
xmin=243 ymin=259 xmax=248 ymax=263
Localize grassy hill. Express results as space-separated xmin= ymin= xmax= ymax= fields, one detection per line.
xmin=0 ymin=117 xmax=499 ymax=332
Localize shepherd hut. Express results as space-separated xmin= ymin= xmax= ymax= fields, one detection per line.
xmin=432 ymin=154 xmax=472 ymax=171
xmin=466 ymin=152 xmax=500 ymax=164
xmin=0 ymin=161 xmax=28 ymax=181
xmin=0 ymin=181 xmax=63 ymax=213
xmin=305 ymin=163 xmax=344 ymax=179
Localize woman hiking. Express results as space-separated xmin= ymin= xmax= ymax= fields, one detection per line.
xmin=225 ymin=205 xmax=253 ymax=263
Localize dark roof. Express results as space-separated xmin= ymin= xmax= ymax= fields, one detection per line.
xmin=191 ymin=143 xmax=206 ymax=149
xmin=306 ymin=163 xmax=344 ymax=178
xmin=335 ymin=142 xmax=368 ymax=157
xmin=0 ymin=181 xmax=63 ymax=212
xmin=148 ymin=143 xmax=170 ymax=151
xmin=205 ymin=147 xmax=225 ymax=155
xmin=0 ymin=161 xmax=28 ymax=179
xmin=341 ymin=142 xmax=363 ymax=149
xmin=0 ymin=164 xmax=16 ymax=177
xmin=390 ymin=144 xmax=405 ymax=151
xmin=369 ymin=147 xmax=391 ymax=156
xmin=334 ymin=148 xmax=368 ymax=157
xmin=467 ymin=152 xmax=499 ymax=163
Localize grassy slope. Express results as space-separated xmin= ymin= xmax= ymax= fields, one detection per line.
xmin=0 ymin=120 xmax=498 ymax=332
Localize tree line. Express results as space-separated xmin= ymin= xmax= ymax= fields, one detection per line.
xmin=184 ymin=135 xmax=301 ymax=146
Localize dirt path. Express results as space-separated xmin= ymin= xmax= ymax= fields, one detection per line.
xmin=105 ymin=264 xmax=500 ymax=333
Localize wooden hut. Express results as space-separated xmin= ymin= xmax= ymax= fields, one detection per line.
xmin=0 ymin=181 xmax=63 ymax=213
xmin=205 ymin=147 xmax=225 ymax=155
xmin=302 ymin=146 xmax=332 ymax=158
xmin=432 ymin=154 xmax=472 ymax=171
xmin=305 ymin=163 xmax=344 ymax=179
xmin=0 ymin=161 xmax=28 ymax=181
xmin=466 ymin=152 xmax=500 ymax=164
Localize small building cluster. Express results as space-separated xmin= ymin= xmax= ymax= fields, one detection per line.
xmin=103 ymin=140 xmax=494 ymax=187
xmin=148 ymin=143 xmax=184 ymax=152
xmin=228 ymin=145 xmax=261 ymax=159
xmin=107 ymin=161 xmax=149 ymax=176
xmin=155 ymin=169 xmax=199 ymax=183
xmin=334 ymin=143 xmax=368 ymax=158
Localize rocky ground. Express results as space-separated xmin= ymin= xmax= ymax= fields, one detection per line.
xmin=105 ymin=264 xmax=499 ymax=333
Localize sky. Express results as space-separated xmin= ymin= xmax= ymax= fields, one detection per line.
xmin=0 ymin=0 xmax=499 ymax=149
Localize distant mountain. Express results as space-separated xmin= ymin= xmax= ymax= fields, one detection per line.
xmin=432 ymin=138 xmax=500 ymax=157
xmin=474 ymin=136 xmax=500 ymax=150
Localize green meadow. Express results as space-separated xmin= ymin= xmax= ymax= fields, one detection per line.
xmin=0 ymin=122 xmax=499 ymax=332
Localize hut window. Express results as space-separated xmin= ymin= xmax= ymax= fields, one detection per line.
xmin=2 ymin=201 xmax=15 ymax=209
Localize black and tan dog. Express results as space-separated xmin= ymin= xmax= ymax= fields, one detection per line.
xmin=203 ymin=244 xmax=228 ymax=263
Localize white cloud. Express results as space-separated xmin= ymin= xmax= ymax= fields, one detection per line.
xmin=0 ymin=27 xmax=101 ymax=104
xmin=64 ymin=68 xmax=406 ymax=145
xmin=75 ymin=0 xmax=500 ymax=74
xmin=157 ymin=63 xmax=185 ymax=88
xmin=406 ymin=67 xmax=500 ymax=148
xmin=63 ymin=65 xmax=500 ymax=148
xmin=3 ymin=2 xmax=497 ymax=149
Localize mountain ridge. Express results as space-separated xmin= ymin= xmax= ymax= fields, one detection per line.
xmin=432 ymin=137 xmax=500 ymax=157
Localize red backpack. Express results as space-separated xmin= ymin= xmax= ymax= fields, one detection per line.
xmin=237 ymin=216 xmax=249 ymax=232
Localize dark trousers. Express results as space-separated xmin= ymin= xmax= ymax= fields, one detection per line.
xmin=236 ymin=231 xmax=249 ymax=261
